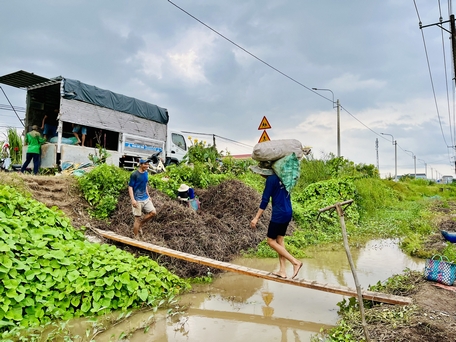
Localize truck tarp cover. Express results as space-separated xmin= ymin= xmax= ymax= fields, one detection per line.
xmin=62 ymin=78 xmax=169 ymax=124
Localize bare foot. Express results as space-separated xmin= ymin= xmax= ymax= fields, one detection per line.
xmin=292 ymin=262 xmax=303 ymax=279
xmin=270 ymin=272 xmax=287 ymax=279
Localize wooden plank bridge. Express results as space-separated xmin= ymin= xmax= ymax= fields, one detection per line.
xmin=94 ymin=229 xmax=412 ymax=306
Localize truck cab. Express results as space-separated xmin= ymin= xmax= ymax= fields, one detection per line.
xmin=166 ymin=130 xmax=188 ymax=165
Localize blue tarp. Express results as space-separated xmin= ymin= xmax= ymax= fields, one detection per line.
xmin=62 ymin=79 xmax=169 ymax=124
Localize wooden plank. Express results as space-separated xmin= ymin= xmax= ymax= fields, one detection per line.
xmin=95 ymin=229 xmax=412 ymax=305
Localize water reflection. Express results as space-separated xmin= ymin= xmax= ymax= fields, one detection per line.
xmin=55 ymin=239 xmax=424 ymax=341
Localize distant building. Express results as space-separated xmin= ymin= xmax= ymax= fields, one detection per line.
xmin=415 ymin=173 xmax=427 ymax=180
xmin=398 ymin=173 xmax=427 ymax=180
xmin=442 ymin=175 xmax=453 ymax=184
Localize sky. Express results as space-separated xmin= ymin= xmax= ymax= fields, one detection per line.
xmin=1 ymin=0 xmax=456 ymax=179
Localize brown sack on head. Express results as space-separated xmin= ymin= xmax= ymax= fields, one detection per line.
xmin=251 ymin=139 xmax=305 ymax=161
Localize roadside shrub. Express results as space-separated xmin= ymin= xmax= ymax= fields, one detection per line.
xmin=221 ymin=156 xmax=256 ymax=176
xmin=77 ymin=164 xmax=130 ymax=219
xmin=148 ymin=162 xmax=229 ymax=198
xmin=185 ymin=137 xmax=221 ymax=164
xmin=293 ymin=177 xmax=360 ymax=225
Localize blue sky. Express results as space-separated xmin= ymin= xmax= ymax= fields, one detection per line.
xmin=1 ymin=0 xmax=455 ymax=178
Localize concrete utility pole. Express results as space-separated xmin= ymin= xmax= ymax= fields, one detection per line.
xmin=381 ymin=133 xmax=397 ymax=181
xmin=375 ymin=138 xmax=379 ymax=172
xmin=312 ymin=88 xmax=341 ymax=157
xmin=336 ymin=99 xmax=341 ymax=157
xmin=420 ymin=14 xmax=456 ymax=87
xmin=405 ymin=150 xmax=417 ymax=179
xmin=418 ymin=159 xmax=427 ymax=179
xmin=451 ymin=14 xmax=456 ymax=85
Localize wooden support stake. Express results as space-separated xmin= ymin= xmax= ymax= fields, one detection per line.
xmin=319 ymin=200 xmax=370 ymax=342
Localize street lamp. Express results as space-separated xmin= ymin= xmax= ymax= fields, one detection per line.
xmin=418 ymin=159 xmax=427 ymax=179
xmin=312 ymin=87 xmax=341 ymax=157
xmin=380 ymin=133 xmax=397 ymax=181
xmin=404 ymin=150 xmax=417 ymax=179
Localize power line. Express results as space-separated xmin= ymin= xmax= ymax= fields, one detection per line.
xmin=0 ymin=87 xmax=24 ymax=128
xmin=0 ymin=105 xmax=26 ymax=112
xmin=413 ymin=0 xmax=456 ymax=171
xmin=181 ymin=130 xmax=253 ymax=148
xmin=167 ymin=0 xmax=333 ymax=106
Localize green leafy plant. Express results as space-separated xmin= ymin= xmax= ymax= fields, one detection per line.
xmin=184 ymin=137 xmax=221 ymax=164
xmin=77 ymin=164 xmax=130 ymax=219
xmin=88 ymin=144 xmax=111 ymax=165
xmin=0 ymin=184 xmax=190 ymax=337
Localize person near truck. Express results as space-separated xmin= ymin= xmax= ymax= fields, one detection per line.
xmin=41 ymin=108 xmax=59 ymax=140
xmin=20 ymin=125 xmax=46 ymax=175
xmin=128 ymin=158 xmax=157 ymax=238
xmin=249 ymin=164 xmax=303 ymax=280
xmin=72 ymin=123 xmax=87 ymax=146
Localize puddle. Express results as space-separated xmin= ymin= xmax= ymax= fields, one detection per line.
xmin=45 ymin=239 xmax=425 ymax=341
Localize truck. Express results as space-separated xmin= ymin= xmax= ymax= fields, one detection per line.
xmin=0 ymin=70 xmax=188 ymax=170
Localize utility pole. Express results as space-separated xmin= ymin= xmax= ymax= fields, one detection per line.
xmin=336 ymin=99 xmax=341 ymax=157
xmin=381 ymin=133 xmax=397 ymax=181
xmin=375 ymin=138 xmax=379 ymax=173
xmin=312 ymin=88 xmax=341 ymax=157
xmin=420 ymin=14 xmax=456 ymax=86
xmin=451 ymin=14 xmax=456 ymax=85
xmin=418 ymin=159 xmax=427 ymax=179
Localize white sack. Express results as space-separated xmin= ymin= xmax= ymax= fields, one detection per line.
xmin=251 ymin=139 xmax=304 ymax=161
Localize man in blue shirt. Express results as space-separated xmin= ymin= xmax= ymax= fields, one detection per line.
xmin=250 ymin=165 xmax=303 ymax=279
xmin=128 ymin=158 xmax=157 ymax=238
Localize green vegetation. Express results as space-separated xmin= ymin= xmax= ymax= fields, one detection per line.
xmin=77 ymin=164 xmax=130 ymax=219
xmin=148 ymin=163 xmax=230 ymax=198
xmin=1 ymin=127 xmax=23 ymax=165
xmin=0 ymin=184 xmax=190 ymax=340
xmin=184 ymin=137 xmax=220 ymax=164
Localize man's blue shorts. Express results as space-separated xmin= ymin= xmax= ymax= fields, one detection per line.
xmin=43 ymin=124 xmax=57 ymax=138
xmin=72 ymin=125 xmax=87 ymax=135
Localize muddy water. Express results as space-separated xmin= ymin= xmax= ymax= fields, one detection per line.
xmin=68 ymin=239 xmax=425 ymax=341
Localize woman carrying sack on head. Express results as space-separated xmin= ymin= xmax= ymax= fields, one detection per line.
xmin=21 ymin=125 xmax=46 ymax=175
xmin=249 ymin=164 xmax=302 ymax=279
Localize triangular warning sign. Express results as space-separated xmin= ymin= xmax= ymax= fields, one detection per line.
xmin=258 ymin=130 xmax=271 ymax=143
xmin=258 ymin=116 xmax=272 ymax=130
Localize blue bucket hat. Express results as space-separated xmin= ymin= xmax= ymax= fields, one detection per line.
xmin=139 ymin=158 xmax=150 ymax=164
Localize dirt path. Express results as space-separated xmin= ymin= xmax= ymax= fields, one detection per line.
xmin=21 ymin=174 xmax=93 ymax=229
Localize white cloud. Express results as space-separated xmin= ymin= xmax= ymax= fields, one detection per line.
xmin=329 ymin=73 xmax=387 ymax=92
xmin=168 ymin=49 xmax=207 ymax=83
